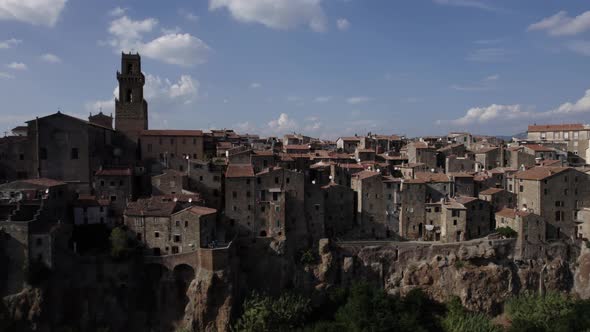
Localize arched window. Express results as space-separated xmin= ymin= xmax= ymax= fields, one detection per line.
xmin=126 ymin=89 xmax=133 ymax=102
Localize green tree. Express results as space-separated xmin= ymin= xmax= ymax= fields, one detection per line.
xmin=506 ymin=292 xmax=575 ymax=332
xmin=442 ymin=297 xmax=501 ymax=332
xmin=495 ymin=227 xmax=517 ymax=238
xmin=109 ymin=227 xmax=128 ymax=259
xmin=234 ymin=292 xmax=311 ymax=332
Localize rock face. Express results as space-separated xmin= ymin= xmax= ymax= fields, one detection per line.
xmin=183 ymin=269 xmax=235 ymax=332
xmin=313 ymin=239 xmax=579 ymax=314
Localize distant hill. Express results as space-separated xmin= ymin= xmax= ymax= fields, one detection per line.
xmin=496 ymin=132 xmax=527 ymax=141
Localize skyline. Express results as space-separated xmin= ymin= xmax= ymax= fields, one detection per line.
xmin=0 ymin=0 xmax=589 ymax=139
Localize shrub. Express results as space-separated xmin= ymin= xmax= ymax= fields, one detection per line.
xmin=109 ymin=227 xmax=128 ymax=259
xmin=233 ymin=292 xmax=311 ymax=332
xmin=505 ymin=292 xmax=575 ymax=332
xmin=496 ymin=227 xmax=518 ymax=238
xmin=454 ymin=260 xmax=466 ymax=269
xmin=300 ymin=249 xmax=317 ymax=265
xmin=442 ymin=297 xmax=501 ymax=332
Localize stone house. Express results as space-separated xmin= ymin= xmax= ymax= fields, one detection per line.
xmin=455 ymin=196 xmax=493 ymax=239
xmin=399 ymin=179 xmax=427 ymax=240
xmin=402 ymin=142 xmax=437 ymax=169
xmin=350 ymin=170 xmax=386 ymax=238
xmin=152 ymin=169 xmax=188 ymax=195
xmin=187 ymin=159 xmax=224 ymax=210
xmin=478 ymin=188 xmax=516 ymax=212
xmin=140 ymin=129 xmax=204 ymax=174
xmin=336 ymin=137 xmax=362 ymax=153
xmin=73 ymin=195 xmax=110 ymax=226
xmin=94 ymin=167 xmax=134 ymax=217
xmin=495 ymin=208 xmax=546 ymax=259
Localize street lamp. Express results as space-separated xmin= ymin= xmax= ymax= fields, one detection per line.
xmin=186 ymin=155 xmax=190 ymax=176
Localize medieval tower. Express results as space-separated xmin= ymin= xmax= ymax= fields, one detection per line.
xmin=115 ymin=52 xmax=148 ymax=145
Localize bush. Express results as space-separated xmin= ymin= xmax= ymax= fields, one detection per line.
xmin=496 ymin=227 xmax=518 ymax=238
xmin=233 ymin=292 xmax=311 ymax=332
xmin=109 ymin=227 xmax=128 ymax=259
xmin=454 ymin=260 xmax=466 ymax=269
xmin=442 ymin=297 xmax=501 ymax=332
xmin=300 ymin=249 xmax=317 ymax=266
xmin=505 ymin=292 xmax=576 ymax=332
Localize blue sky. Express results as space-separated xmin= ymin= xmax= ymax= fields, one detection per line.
xmin=1 ymin=0 xmax=590 ymax=138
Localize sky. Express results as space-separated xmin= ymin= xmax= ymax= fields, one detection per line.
xmin=0 ymin=0 xmax=590 ymax=139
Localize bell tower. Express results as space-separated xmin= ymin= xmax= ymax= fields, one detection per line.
xmin=115 ymin=52 xmax=148 ymax=144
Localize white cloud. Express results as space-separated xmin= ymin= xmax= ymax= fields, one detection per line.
xmin=250 ymin=82 xmax=261 ymax=88
xmin=109 ymin=6 xmax=126 ymax=17
xmin=433 ymin=0 xmax=496 ymax=11
xmin=314 ymin=96 xmax=332 ymax=103
xmin=7 ymin=62 xmax=27 ymax=70
xmin=268 ymin=113 xmax=297 ymax=132
xmin=142 ymin=33 xmax=210 ymax=66
xmin=465 ymin=48 xmax=512 ymax=62
xmin=346 ymin=96 xmax=371 ymax=104
xmin=567 ymin=40 xmax=590 ymax=56
xmin=528 ymin=10 xmax=590 ymax=36
xmin=0 ymin=72 xmax=13 ymax=79
xmin=86 ymin=74 xmax=199 ymax=113
xmin=209 ymin=0 xmax=327 ymax=32
xmin=0 ymin=0 xmax=67 ymax=27
xmin=336 ymin=18 xmax=350 ymax=31
xmin=180 ymin=10 xmax=199 ymax=22
xmin=485 ymin=74 xmax=499 ymax=81
xmin=437 ymin=104 xmax=532 ymax=126
xmin=235 ymin=121 xmax=257 ymax=133
xmin=0 ymin=38 xmax=22 ymax=49
xmin=546 ymin=89 xmax=590 ymax=116
xmin=438 ymin=88 xmax=590 ymax=129
xmin=40 ymin=53 xmax=61 ymax=63
xmin=106 ymin=15 xmax=211 ymax=66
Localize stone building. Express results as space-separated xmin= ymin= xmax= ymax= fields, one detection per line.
xmin=455 ymin=196 xmax=493 ymax=239
xmin=152 ymin=169 xmax=188 ymax=195
xmin=115 ymin=53 xmax=148 ymax=154
xmin=350 ymin=170 xmax=386 ymax=238
xmin=0 ymin=135 xmax=30 ymax=182
xmin=415 ymin=172 xmax=452 ymax=202
xmin=382 ymin=176 xmax=402 ymax=236
xmin=495 ymin=208 xmax=546 ymax=259
xmin=321 ymin=182 xmax=355 ymax=238
xmin=506 ymin=146 xmax=537 ymax=169
xmin=445 ymin=154 xmax=476 ymax=173
xmin=73 ymin=195 xmax=110 ymax=226
xmin=522 ymin=144 xmax=557 ymax=161
xmin=188 ymin=159 xmax=225 ymax=210
xmin=439 ymin=199 xmax=467 ymax=243
xmin=399 ymin=179 xmax=427 ymax=239
xmin=527 ymin=123 xmax=590 ymax=165
xmin=140 ymin=130 xmax=204 ymax=173
xmin=224 ymin=165 xmax=307 ymax=245
xmin=474 ymin=147 xmax=502 ymax=171
xmin=511 ymin=166 xmax=589 ymax=239
xmin=478 ymin=188 xmax=516 ymax=212
xmin=124 ymin=196 xmax=214 ymax=255
xmin=94 ymin=167 xmax=134 ymax=217
xmin=450 ymin=173 xmax=475 ymax=197
xmin=336 ymin=136 xmax=362 ymax=153
xmin=402 ymin=142 xmax=437 ymax=169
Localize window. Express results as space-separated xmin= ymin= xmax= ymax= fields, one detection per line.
xmin=453 ymin=220 xmax=457 ymax=226
xmin=273 ymin=192 xmax=278 ymax=201
xmin=155 ymin=231 xmax=160 ymax=238
xmin=175 ymin=220 xmax=180 ymax=227
xmin=126 ymin=89 xmax=132 ymax=102
xmin=19 ymin=153 xmax=24 ymax=160
xmin=174 ymin=235 xmax=181 ymax=243
xmin=232 ymin=191 xmax=237 ymax=199
xmin=71 ymin=148 xmax=79 ymax=160
xmin=100 ymin=180 xmax=105 ymax=187
xmin=519 ymin=185 xmax=523 ymax=193
xmin=40 ymin=148 xmax=47 ymax=160
xmin=36 ymin=238 xmax=42 ymax=246
xmin=275 ymin=177 xmax=279 ymax=184
xmin=147 ymin=144 xmax=152 ymax=152
xmin=246 ymin=191 xmax=251 ymax=197
xmin=170 ymin=138 xmax=175 ymax=145
xmin=110 ymin=195 xmax=117 ymax=201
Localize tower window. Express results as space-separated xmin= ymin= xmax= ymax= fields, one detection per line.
xmin=70 ymin=148 xmax=79 ymax=159
xmin=126 ymin=89 xmax=133 ymax=102
xmin=126 ymin=63 xmax=133 ymax=74
xmin=40 ymin=148 xmax=47 ymax=160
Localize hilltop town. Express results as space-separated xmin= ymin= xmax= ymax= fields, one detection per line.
xmin=2 ymin=53 xmax=590 ymax=331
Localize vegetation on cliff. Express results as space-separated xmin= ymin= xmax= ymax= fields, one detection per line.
xmin=233 ymin=283 xmax=590 ymax=332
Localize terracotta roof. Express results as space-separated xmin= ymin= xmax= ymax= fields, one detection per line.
xmin=449 ymin=172 xmax=475 ymax=178
xmin=75 ymin=195 xmax=109 ymax=207
xmin=285 ymin=145 xmax=311 ymax=150
xmin=339 ymin=136 xmax=362 ymax=142
xmin=454 ymin=196 xmax=478 ymax=205
xmin=141 ymin=129 xmax=203 ymax=136
xmin=479 ymin=188 xmax=505 ymax=195
xmin=474 ymin=147 xmax=498 ymax=154
xmin=438 ymin=143 xmax=464 ymax=152
xmin=373 ymin=135 xmax=402 ymax=140
xmin=357 ymin=148 xmax=375 ymax=153
xmin=225 ymin=164 xmax=255 ymax=178
xmin=253 ymin=150 xmax=275 ymax=156
xmin=125 ymin=197 xmax=179 ymax=217
xmin=540 ymin=159 xmax=562 ymax=166
xmin=496 ymin=207 xmax=530 ymax=219
xmin=528 ymin=124 xmax=584 ymax=132
xmin=187 ymin=205 xmax=217 ymax=216
xmin=401 ymin=163 xmax=426 ymax=168
xmin=310 ymin=161 xmax=334 ymax=169
xmin=20 ymin=178 xmax=66 ymax=187
xmin=514 ymin=166 xmax=570 ymax=181
xmin=353 ymin=170 xmax=380 ymax=180
xmin=339 ymin=163 xmax=365 ymax=170
xmin=96 ymin=168 xmax=132 ymax=176
xmin=411 ymin=142 xmax=430 ymax=149
xmin=524 ymin=144 xmax=554 ymax=152
xmin=414 ymin=172 xmax=451 ymax=183
xmin=403 ymin=178 xmax=426 ymax=184
xmin=217 ymin=141 xmax=233 ymax=149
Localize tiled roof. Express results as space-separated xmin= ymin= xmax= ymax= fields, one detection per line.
xmin=524 ymin=144 xmax=554 ymax=152
xmin=187 ymin=205 xmax=217 ymax=216
xmin=496 ymin=207 xmax=530 ymax=219
xmin=225 ymin=164 xmax=255 ymax=178
xmin=20 ymin=178 xmax=66 ymax=187
xmin=125 ymin=197 xmax=179 ymax=217
xmin=141 ymin=129 xmax=203 ymax=136
xmin=528 ymin=124 xmax=584 ymax=132
xmin=454 ymin=196 xmax=478 ymax=205
xmin=357 ymin=148 xmax=375 ymax=153
xmin=96 ymin=168 xmax=132 ymax=176
xmin=514 ymin=166 xmax=570 ymax=180
xmin=339 ymin=136 xmax=362 ymax=142
xmin=253 ymin=150 xmax=275 ymax=156
xmin=449 ymin=172 xmax=475 ymax=178
xmin=285 ymin=145 xmax=311 ymax=150
xmin=353 ymin=170 xmax=380 ymax=180
xmin=479 ymin=188 xmax=505 ymax=195
xmin=415 ymin=172 xmax=451 ymax=183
